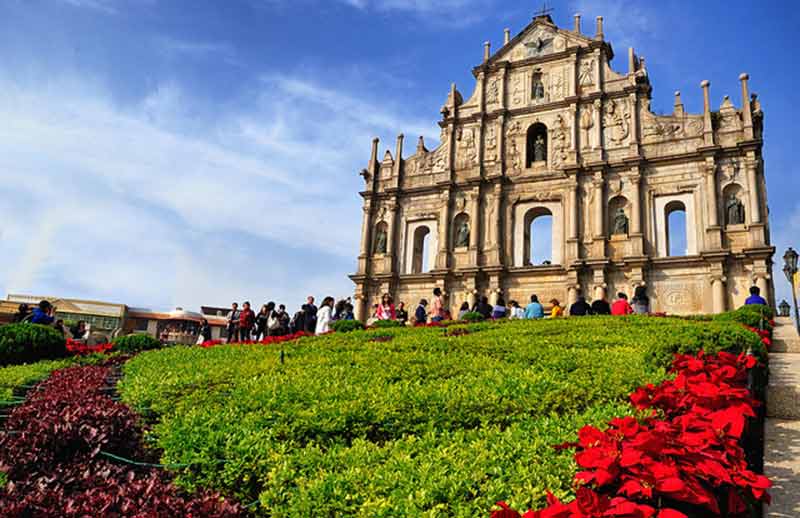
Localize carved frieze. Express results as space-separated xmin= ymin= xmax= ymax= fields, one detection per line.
xmin=604 ymin=99 xmax=630 ymax=147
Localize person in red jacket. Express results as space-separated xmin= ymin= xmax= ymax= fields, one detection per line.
xmin=239 ymin=301 xmax=256 ymax=341
xmin=611 ymin=292 xmax=634 ymax=316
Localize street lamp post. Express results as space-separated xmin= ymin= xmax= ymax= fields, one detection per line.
xmin=783 ymin=247 xmax=800 ymax=335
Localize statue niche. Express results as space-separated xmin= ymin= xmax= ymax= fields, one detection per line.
xmin=725 ymin=194 xmax=745 ymax=226
xmin=453 ymin=213 xmax=470 ymax=248
xmin=373 ymin=222 xmax=388 ymax=254
xmin=526 ymin=123 xmax=548 ymax=167
xmin=612 ymin=208 xmax=629 ymax=235
xmin=532 ymin=71 xmax=545 ymax=101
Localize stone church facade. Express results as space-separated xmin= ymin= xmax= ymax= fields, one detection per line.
xmin=350 ymin=13 xmax=774 ymax=319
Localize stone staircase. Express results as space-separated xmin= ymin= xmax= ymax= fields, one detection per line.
xmin=765 ymin=317 xmax=800 ymax=517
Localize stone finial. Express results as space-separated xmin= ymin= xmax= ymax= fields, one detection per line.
xmin=416 ymin=136 xmax=427 ymax=154
xmin=627 ymin=47 xmax=635 ymax=75
xmin=673 ymin=90 xmax=684 ymax=117
xmin=484 ymin=41 xmax=491 ymax=62
xmin=701 ymin=80 xmax=711 ymax=112
xmin=739 ymin=73 xmax=754 ymax=138
xmin=574 ymin=13 xmax=581 ymax=33
xmin=595 ymin=16 xmax=604 ymax=40
xmin=395 ymin=134 xmax=404 ymax=159
xmin=369 ymin=137 xmax=380 ymax=169
xmin=504 ymin=28 xmax=511 ymax=45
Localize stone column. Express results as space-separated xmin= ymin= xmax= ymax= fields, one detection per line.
xmin=756 ymin=276 xmax=770 ymax=302
xmin=359 ymin=203 xmax=371 ymax=257
xmin=385 ymin=203 xmax=397 ymax=258
xmin=630 ymin=174 xmax=642 ymax=235
xmin=593 ymin=174 xmax=604 ymax=238
xmin=594 ymin=285 xmax=606 ymax=302
xmin=712 ymin=277 xmax=726 ymax=314
xmin=569 ymin=184 xmax=579 ymax=240
xmin=568 ymin=286 xmax=578 ymax=308
xmin=593 ymin=99 xmax=602 ymax=151
xmin=628 ymin=92 xmax=640 ymax=156
xmin=705 ymin=162 xmax=719 ymax=227
xmin=746 ymin=160 xmax=761 ymax=224
xmin=469 ymin=193 xmax=479 ymax=249
xmin=436 ymin=190 xmax=451 ymax=269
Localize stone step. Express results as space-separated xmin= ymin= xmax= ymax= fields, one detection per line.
xmin=768 ymin=354 xmax=800 ymax=419
xmin=764 ymin=419 xmax=800 ymax=517
xmin=773 ymin=317 xmax=799 ymax=339
xmin=773 ymin=338 xmax=800 ymax=353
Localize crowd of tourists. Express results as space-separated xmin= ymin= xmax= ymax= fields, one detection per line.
xmin=10 ymin=300 xmax=89 ymax=340
xmin=218 ymin=296 xmax=355 ymax=343
xmin=366 ymin=285 xmax=772 ymax=327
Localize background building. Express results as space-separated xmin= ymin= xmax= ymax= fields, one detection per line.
xmin=351 ymin=13 xmax=774 ymax=318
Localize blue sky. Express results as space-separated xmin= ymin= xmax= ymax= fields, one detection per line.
xmin=0 ymin=0 xmax=798 ymax=310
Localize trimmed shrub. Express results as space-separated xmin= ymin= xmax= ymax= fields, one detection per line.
xmin=370 ymin=319 xmax=404 ymax=329
xmin=714 ymin=304 xmax=774 ymax=329
xmin=331 ymin=320 xmax=366 ymax=333
xmin=0 ymin=324 xmax=67 ymax=366
xmin=460 ymin=311 xmax=485 ymax=322
xmin=112 ymin=334 xmax=161 ymax=354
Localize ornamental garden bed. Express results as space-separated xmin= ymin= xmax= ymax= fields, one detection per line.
xmin=0 ymin=307 xmax=772 ymax=517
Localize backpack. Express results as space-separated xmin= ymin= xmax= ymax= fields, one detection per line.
xmin=268 ymin=312 xmax=280 ymax=331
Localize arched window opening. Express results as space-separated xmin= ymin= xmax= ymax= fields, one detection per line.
xmin=452 ymin=213 xmax=470 ymax=249
xmin=722 ymin=183 xmax=746 ymax=226
xmin=665 ymin=201 xmax=688 ymax=257
xmin=608 ymin=196 xmax=630 ymax=237
xmin=523 ymin=208 xmax=553 ymax=266
xmin=412 ymin=226 xmax=431 ymax=274
xmin=373 ymin=221 xmax=388 ymax=255
xmin=526 ymin=123 xmax=548 ymax=168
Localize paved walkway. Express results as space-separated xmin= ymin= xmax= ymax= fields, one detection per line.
xmin=765 ymin=317 xmax=800 ymax=517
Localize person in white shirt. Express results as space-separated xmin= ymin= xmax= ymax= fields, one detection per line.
xmin=509 ymin=301 xmax=525 ymax=319
xmin=315 ymin=296 xmax=335 ymax=335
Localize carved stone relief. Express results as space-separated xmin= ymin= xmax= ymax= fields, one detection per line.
xmin=485 ymin=124 xmax=498 ymax=163
xmin=486 ymin=78 xmax=499 ymax=106
xmin=550 ymin=67 xmax=568 ymax=101
xmin=551 ymin=114 xmax=570 ymax=166
xmin=579 ymin=103 xmax=595 ymax=150
xmin=604 ymin=99 xmax=630 ymax=147
xmin=579 ymin=59 xmax=594 ymax=86
xmin=456 ymin=127 xmax=478 ymax=170
xmin=511 ymin=75 xmax=525 ymax=107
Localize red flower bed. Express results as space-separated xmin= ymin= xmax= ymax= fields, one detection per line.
xmin=490 ymin=329 xmax=771 ymax=518
xmin=66 ymin=338 xmax=114 ymax=355
xmin=0 ymin=360 xmax=241 ymax=517
xmin=200 ymin=330 xmax=311 ymax=348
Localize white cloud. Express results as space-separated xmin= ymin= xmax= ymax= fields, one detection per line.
xmin=0 ymin=71 xmax=436 ymax=309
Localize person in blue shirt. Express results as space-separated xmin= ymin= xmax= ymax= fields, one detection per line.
xmin=30 ymin=300 xmax=55 ymax=325
xmin=745 ymin=286 xmax=768 ymax=306
xmin=414 ymin=299 xmax=428 ymax=325
xmin=524 ymin=295 xmax=545 ymax=319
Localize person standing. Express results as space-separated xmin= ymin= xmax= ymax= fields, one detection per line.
xmin=302 ymin=296 xmax=318 ymax=334
xmin=290 ymin=308 xmax=306 ymax=335
xmin=197 ymin=318 xmax=212 ymax=344
xmin=12 ymin=303 xmax=31 ymax=323
xmin=611 ymin=293 xmax=634 ymax=316
xmin=591 ymin=295 xmax=611 ymax=315
xmin=569 ymin=296 xmax=593 ymax=316
xmin=255 ymin=304 xmax=271 ymax=341
xmin=376 ymin=293 xmax=396 ymax=320
xmin=524 ymin=295 xmax=545 ymax=319
xmin=396 ymin=302 xmax=409 ymax=325
xmin=430 ymin=288 xmax=445 ymax=323
xmin=226 ymin=303 xmax=240 ymax=343
xmin=70 ymin=320 xmax=88 ymax=341
xmin=239 ymin=302 xmax=256 ymax=341
xmin=315 ymin=297 xmax=334 ymax=335
xmin=632 ymin=286 xmax=650 ymax=314
xmin=276 ymin=304 xmax=291 ymax=335
xmin=414 ymin=299 xmax=428 ymax=325
xmin=745 ymin=286 xmax=768 ymax=306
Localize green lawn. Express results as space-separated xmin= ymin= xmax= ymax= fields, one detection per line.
xmin=116 ymin=315 xmax=762 ymax=517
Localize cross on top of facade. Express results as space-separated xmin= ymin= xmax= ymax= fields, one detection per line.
xmin=534 ymin=2 xmax=554 ymax=18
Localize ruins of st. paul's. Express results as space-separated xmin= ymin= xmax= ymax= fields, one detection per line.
xmin=350 ymin=13 xmax=774 ymax=319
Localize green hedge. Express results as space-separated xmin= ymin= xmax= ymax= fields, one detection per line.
xmin=331 ymin=320 xmax=366 ymax=333
xmin=459 ymin=311 xmax=485 ymax=322
xmin=369 ymin=319 xmax=404 ymax=329
xmin=713 ymin=304 xmax=774 ymax=330
xmin=0 ymin=324 xmax=67 ymax=367
xmin=118 ymin=313 xmax=762 ymax=516
xmin=112 ymin=333 xmax=162 ymax=354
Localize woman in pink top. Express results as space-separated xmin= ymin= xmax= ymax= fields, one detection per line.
xmin=376 ymin=293 xmax=396 ymax=320
xmin=431 ymin=287 xmax=445 ymax=322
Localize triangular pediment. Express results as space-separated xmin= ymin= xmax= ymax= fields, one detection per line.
xmin=487 ymin=16 xmax=595 ymax=65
